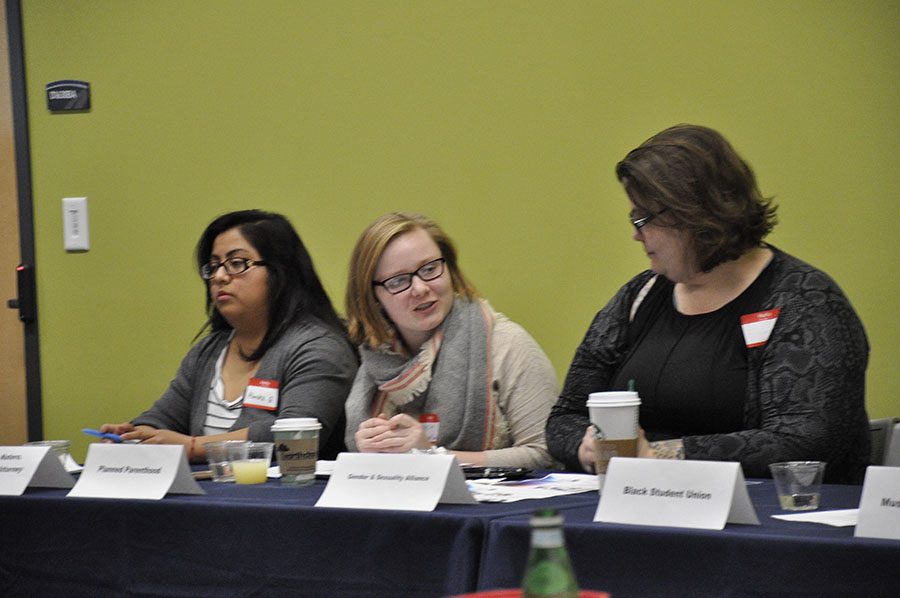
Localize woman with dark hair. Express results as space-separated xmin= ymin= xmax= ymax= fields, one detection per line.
xmin=546 ymin=124 xmax=870 ymax=484
xmin=343 ymin=212 xmax=558 ymax=469
xmin=101 ymin=210 xmax=357 ymax=461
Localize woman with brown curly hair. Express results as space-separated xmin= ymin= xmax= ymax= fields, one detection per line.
xmin=546 ymin=124 xmax=870 ymax=483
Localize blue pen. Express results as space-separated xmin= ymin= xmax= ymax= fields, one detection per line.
xmin=82 ymin=428 xmax=124 ymax=443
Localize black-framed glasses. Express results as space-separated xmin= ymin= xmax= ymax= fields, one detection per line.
xmin=372 ymin=258 xmax=445 ymax=295
xmin=630 ymin=207 xmax=669 ymax=231
xmin=200 ymin=257 xmax=266 ymax=280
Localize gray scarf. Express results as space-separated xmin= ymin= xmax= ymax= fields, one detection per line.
xmin=345 ymin=298 xmax=497 ymax=451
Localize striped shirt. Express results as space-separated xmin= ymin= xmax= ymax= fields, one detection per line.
xmin=203 ymin=339 xmax=244 ymax=435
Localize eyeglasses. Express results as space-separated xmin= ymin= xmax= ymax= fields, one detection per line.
xmin=200 ymin=257 xmax=266 ymax=280
xmin=630 ymin=207 xmax=669 ymax=231
xmin=372 ymin=258 xmax=445 ymax=295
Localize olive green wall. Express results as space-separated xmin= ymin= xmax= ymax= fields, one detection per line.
xmin=20 ymin=1 xmax=899 ymax=460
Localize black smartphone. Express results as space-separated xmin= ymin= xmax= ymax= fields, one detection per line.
xmin=462 ymin=466 xmax=532 ymax=480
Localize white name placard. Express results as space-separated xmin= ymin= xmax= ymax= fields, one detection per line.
xmin=315 ymin=453 xmax=477 ymax=511
xmin=0 ymin=446 xmax=75 ymax=495
xmin=68 ymin=444 xmax=204 ymax=500
xmin=595 ymin=457 xmax=760 ymax=530
xmin=855 ymin=466 xmax=900 ymax=540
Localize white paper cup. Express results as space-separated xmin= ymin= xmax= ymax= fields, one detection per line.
xmin=271 ymin=418 xmax=321 ymax=486
xmin=587 ymin=392 xmax=640 ymax=439
xmin=586 ymin=391 xmax=641 ymax=492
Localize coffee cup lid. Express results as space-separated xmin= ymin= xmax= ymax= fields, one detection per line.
xmin=587 ymin=392 xmax=640 ymax=407
xmin=588 ymin=391 xmax=638 ymax=400
xmin=271 ymin=418 xmax=321 ymax=431
xmin=587 ymin=399 xmax=640 ymax=407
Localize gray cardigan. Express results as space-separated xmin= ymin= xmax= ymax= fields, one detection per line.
xmin=133 ymin=317 xmax=358 ymax=458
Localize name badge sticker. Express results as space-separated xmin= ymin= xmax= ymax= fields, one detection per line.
xmin=740 ymin=308 xmax=781 ymax=348
xmin=244 ymin=378 xmax=279 ymax=411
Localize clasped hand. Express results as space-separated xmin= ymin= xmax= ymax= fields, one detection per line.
xmin=356 ymin=413 xmax=432 ymax=453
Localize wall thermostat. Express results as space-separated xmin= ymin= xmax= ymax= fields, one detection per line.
xmin=46 ymin=80 xmax=91 ymax=112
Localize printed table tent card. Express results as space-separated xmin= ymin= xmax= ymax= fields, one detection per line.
xmin=0 ymin=446 xmax=75 ymax=495
xmin=595 ymin=457 xmax=760 ymax=530
xmin=855 ymin=465 xmax=900 ymax=540
xmin=316 ymin=452 xmax=477 ymax=511
xmin=68 ymin=444 xmax=204 ymax=500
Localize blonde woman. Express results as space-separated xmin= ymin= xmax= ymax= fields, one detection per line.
xmin=344 ymin=212 xmax=557 ymax=469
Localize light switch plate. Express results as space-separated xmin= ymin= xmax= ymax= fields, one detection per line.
xmin=62 ymin=197 xmax=89 ymax=251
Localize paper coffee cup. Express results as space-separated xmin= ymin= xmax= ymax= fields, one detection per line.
xmin=587 ymin=392 xmax=640 ymax=439
xmin=271 ymin=418 xmax=321 ymax=486
xmin=586 ymin=391 xmax=641 ymax=492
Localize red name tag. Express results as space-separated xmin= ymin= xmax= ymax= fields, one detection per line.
xmin=243 ymin=378 xmax=279 ymax=411
xmin=740 ymin=308 xmax=781 ymax=348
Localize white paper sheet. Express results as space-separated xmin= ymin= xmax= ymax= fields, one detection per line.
xmin=467 ymin=473 xmax=598 ymax=503
xmin=771 ymin=508 xmax=859 ymax=527
xmin=63 ymin=454 xmax=84 ymax=474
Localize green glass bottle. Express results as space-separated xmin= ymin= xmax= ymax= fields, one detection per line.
xmin=521 ymin=508 xmax=579 ymax=598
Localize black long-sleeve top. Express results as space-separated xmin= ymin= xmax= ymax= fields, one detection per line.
xmin=546 ymin=247 xmax=870 ymax=484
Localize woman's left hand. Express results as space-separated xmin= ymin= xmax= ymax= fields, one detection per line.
xmin=638 ymin=428 xmax=685 ymax=460
xmin=356 ymin=413 xmax=432 ymax=453
xmin=638 ymin=428 xmax=655 ymax=458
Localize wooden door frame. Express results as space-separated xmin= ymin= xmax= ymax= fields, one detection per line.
xmin=6 ymin=0 xmax=43 ymax=440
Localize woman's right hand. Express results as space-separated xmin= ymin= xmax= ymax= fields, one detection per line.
xmin=577 ymin=424 xmax=597 ymax=473
xmin=99 ymin=422 xmax=135 ymax=438
xmin=99 ymin=422 xmax=159 ymax=443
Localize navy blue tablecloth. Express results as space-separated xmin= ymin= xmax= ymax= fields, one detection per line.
xmin=0 ymin=477 xmax=596 ymax=598
xmin=477 ymin=480 xmax=900 ymax=597
xmin=5 ymin=476 xmax=899 ymax=597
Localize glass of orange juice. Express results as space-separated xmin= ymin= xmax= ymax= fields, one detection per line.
xmin=227 ymin=441 xmax=273 ymax=484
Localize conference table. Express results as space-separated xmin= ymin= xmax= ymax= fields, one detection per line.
xmin=478 ymin=480 xmax=900 ymax=597
xmin=0 ymin=474 xmax=595 ymax=597
xmin=1 ymin=474 xmax=898 ymax=597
